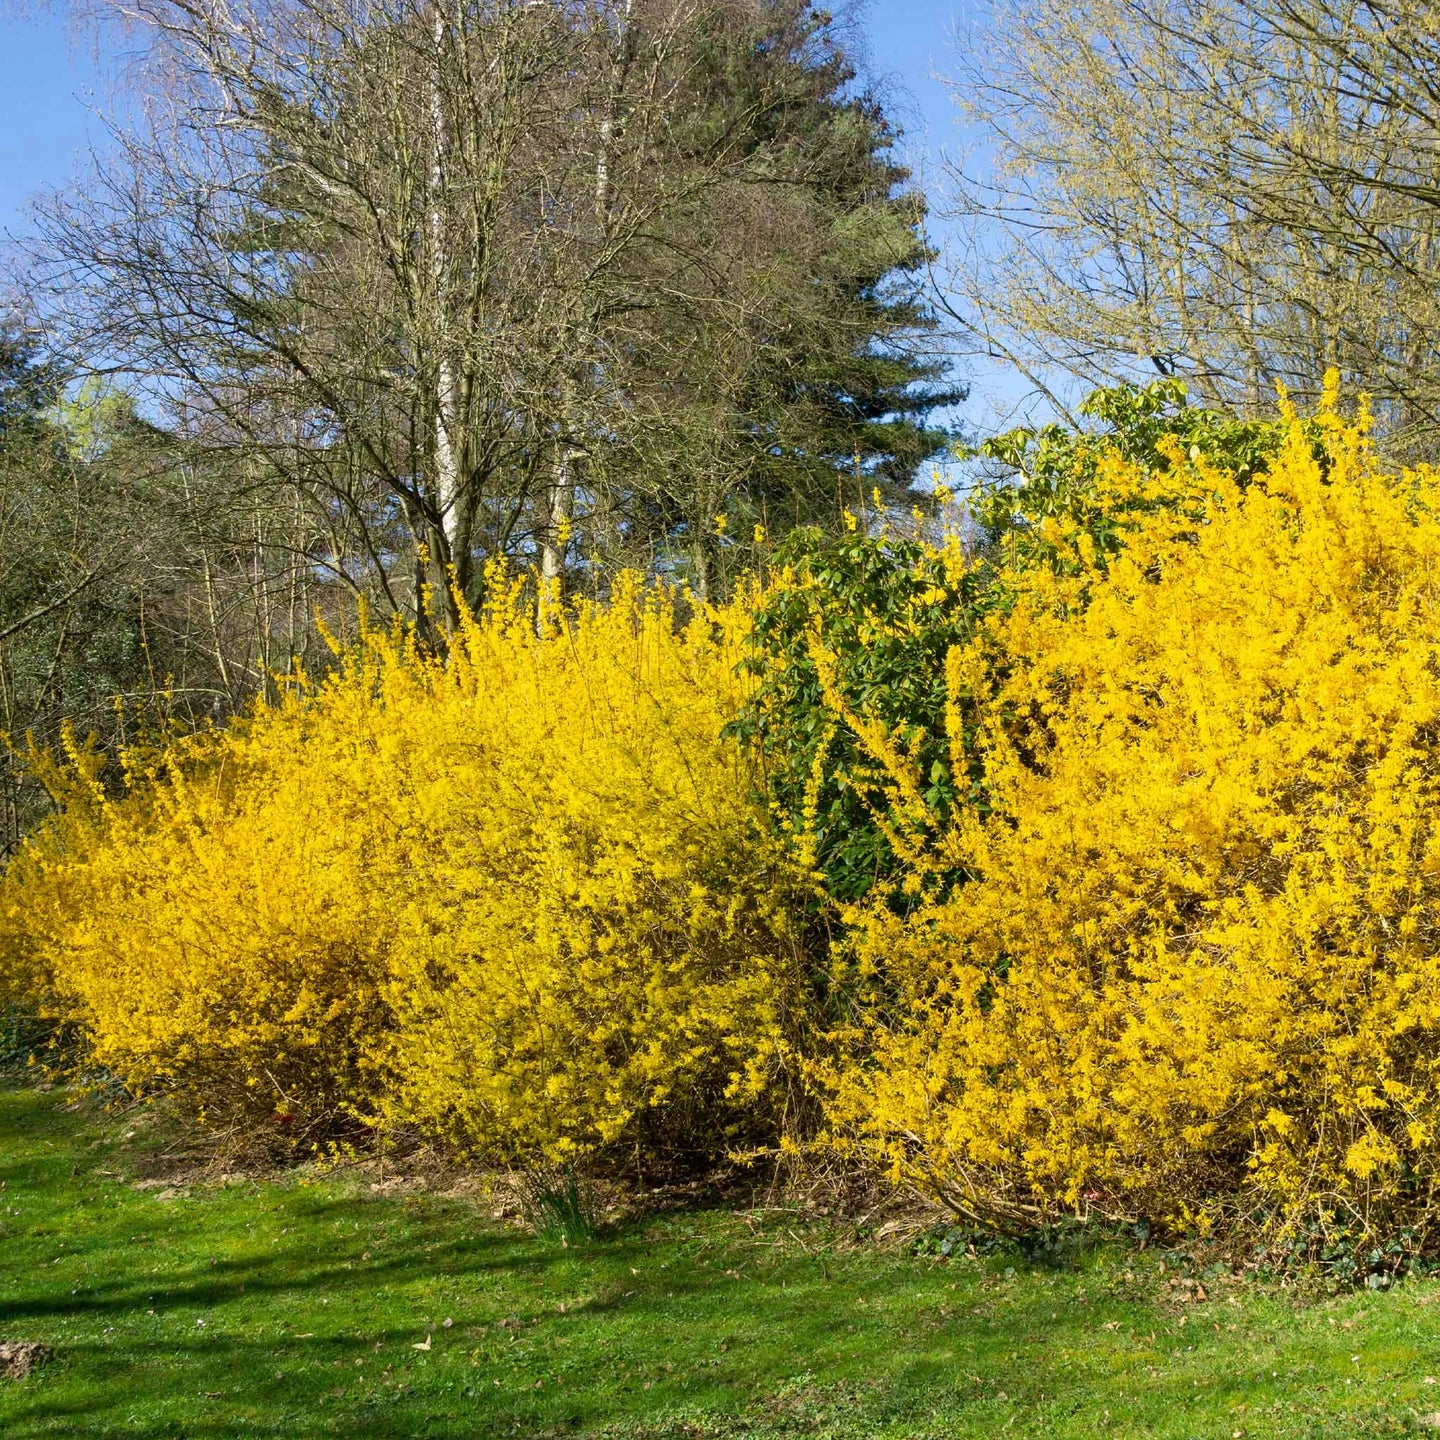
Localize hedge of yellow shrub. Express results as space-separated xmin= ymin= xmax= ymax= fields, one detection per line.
xmin=11 ymin=384 xmax=1440 ymax=1247
xmin=0 ymin=577 xmax=805 ymax=1160
xmin=823 ymin=393 xmax=1440 ymax=1240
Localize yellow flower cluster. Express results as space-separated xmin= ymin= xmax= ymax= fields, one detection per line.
xmin=827 ymin=394 xmax=1440 ymax=1239
xmin=0 ymin=576 xmax=803 ymax=1159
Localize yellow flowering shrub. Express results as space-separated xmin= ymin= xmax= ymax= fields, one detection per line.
xmin=826 ymin=390 xmax=1440 ymax=1240
xmin=14 ymin=375 xmax=1440 ymax=1243
xmin=0 ymin=579 xmax=804 ymax=1160
xmin=0 ymin=721 xmax=397 ymax=1128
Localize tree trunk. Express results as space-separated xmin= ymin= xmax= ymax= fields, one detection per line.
xmin=540 ymin=0 xmax=633 ymax=594
xmin=429 ymin=0 xmax=464 ymax=627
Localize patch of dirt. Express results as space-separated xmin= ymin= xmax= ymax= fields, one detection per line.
xmin=0 ymin=1342 xmax=53 ymax=1380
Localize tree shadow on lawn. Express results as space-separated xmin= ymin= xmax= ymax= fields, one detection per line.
xmin=0 ymin=1079 xmax=1271 ymax=1440
xmin=0 ymin=1199 xmax=1096 ymax=1439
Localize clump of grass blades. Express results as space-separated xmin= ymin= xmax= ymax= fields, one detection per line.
xmin=519 ymin=1165 xmax=601 ymax=1244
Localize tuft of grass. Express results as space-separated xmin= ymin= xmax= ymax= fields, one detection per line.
xmin=519 ymin=1165 xmax=602 ymax=1245
xmin=4 ymin=1077 xmax=1440 ymax=1437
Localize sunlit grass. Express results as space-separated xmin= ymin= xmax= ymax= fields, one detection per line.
xmin=1 ymin=1078 xmax=1437 ymax=1437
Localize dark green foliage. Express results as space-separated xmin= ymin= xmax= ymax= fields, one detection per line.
xmin=0 ymin=1004 xmax=58 ymax=1068
xmin=969 ymin=377 xmax=1318 ymax=566
xmin=689 ymin=11 xmax=962 ymax=518
xmin=728 ymin=525 xmax=984 ymax=907
xmin=595 ymin=2 xmax=963 ymax=597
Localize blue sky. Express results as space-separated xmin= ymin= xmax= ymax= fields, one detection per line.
xmin=861 ymin=0 xmax=967 ymax=172
xmin=0 ymin=10 xmax=107 ymax=240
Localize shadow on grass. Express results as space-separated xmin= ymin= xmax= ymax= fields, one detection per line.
xmin=0 ymin=1076 xmax=1268 ymax=1440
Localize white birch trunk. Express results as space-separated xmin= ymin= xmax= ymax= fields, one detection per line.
xmin=430 ymin=0 xmax=463 ymax=582
xmin=540 ymin=438 xmax=571 ymax=587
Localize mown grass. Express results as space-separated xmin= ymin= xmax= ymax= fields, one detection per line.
xmin=3 ymin=1078 xmax=1440 ymax=1437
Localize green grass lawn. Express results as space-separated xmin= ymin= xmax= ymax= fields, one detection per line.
xmin=3 ymin=1078 xmax=1440 ymax=1438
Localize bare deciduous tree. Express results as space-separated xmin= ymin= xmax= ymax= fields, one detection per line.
xmin=33 ymin=0 xmax=953 ymax=620
xmin=940 ymin=0 xmax=1440 ymax=441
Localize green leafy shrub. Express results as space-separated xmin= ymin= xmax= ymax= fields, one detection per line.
xmin=732 ymin=380 xmax=1304 ymax=910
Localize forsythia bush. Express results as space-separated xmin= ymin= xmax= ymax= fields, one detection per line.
xmin=0 ymin=578 xmax=804 ymax=1160
xmin=13 ymin=375 xmax=1440 ymax=1249
xmin=733 ymin=380 xmax=1308 ymax=913
xmin=824 ymin=387 xmax=1440 ymax=1241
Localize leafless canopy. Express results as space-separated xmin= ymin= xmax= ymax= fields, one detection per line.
xmin=34 ymin=0 xmax=933 ymax=617
xmin=941 ymin=0 xmax=1440 ymax=441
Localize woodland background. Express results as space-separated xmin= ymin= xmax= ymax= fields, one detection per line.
xmin=7 ymin=0 xmax=1440 ymax=853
